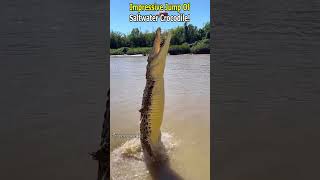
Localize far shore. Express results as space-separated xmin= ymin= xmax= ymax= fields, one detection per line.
xmin=111 ymin=39 xmax=210 ymax=56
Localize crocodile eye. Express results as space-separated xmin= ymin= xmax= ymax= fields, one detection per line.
xmin=160 ymin=39 xmax=165 ymax=47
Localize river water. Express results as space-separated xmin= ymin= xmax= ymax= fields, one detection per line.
xmin=110 ymin=54 xmax=210 ymax=180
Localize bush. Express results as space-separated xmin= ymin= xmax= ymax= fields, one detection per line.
xmin=111 ymin=47 xmax=152 ymax=55
xmin=168 ymin=43 xmax=191 ymax=55
xmin=126 ymin=47 xmax=151 ymax=56
xmin=110 ymin=47 xmax=126 ymax=55
xmin=190 ymin=39 xmax=210 ymax=54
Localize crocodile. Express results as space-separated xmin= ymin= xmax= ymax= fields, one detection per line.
xmin=139 ymin=28 xmax=171 ymax=161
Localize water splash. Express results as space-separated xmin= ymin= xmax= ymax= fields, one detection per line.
xmin=110 ymin=132 xmax=179 ymax=180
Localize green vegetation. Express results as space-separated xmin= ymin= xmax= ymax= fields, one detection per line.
xmin=191 ymin=39 xmax=210 ymax=54
xmin=126 ymin=47 xmax=151 ymax=56
xmin=168 ymin=43 xmax=190 ymax=55
xmin=110 ymin=47 xmax=151 ymax=56
xmin=110 ymin=47 xmax=126 ymax=55
xmin=110 ymin=22 xmax=210 ymax=55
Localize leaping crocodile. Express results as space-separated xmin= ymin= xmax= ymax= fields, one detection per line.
xmin=139 ymin=28 xmax=171 ymax=161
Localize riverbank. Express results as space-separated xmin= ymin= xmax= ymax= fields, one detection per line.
xmin=110 ymin=39 xmax=210 ymax=55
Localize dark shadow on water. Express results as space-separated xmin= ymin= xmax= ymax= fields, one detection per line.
xmin=146 ymin=159 xmax=184 ymax=180
xmin=144 ymin=140 xmax=184 ymax=180
xmin=91 ymin=89 xmax=110 ymax=180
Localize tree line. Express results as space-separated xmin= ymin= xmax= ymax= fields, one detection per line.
xmin=110 ymin=22 xmax=210 ymax=49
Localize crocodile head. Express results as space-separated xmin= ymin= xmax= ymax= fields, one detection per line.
xmin=147 ymin=28 xmax=172 ymax=78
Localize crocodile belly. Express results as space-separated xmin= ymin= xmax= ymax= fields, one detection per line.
xmin=140 ymin=78 xmax=164 ymax=155
xmin=148 ymin=78 xmax=164 ymax=145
